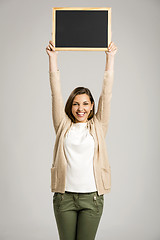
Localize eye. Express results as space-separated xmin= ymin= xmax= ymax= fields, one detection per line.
xmin=84 ymin=103 xmax=88 ymax=105
xmin=72 ymin=103 xmax=77 ymax=105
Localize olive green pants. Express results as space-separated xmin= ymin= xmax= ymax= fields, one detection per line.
xmin=53 ymin=191 xmax=104 ymax=240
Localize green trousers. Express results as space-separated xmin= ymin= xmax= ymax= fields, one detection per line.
xmin=53 ymin=191 xmax=104 ymax=240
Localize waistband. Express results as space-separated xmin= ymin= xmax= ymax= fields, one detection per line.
xmin=65 ymin=191 xmax=98 ymax=195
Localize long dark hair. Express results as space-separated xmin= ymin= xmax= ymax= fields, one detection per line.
xmin=65 ymin=87 xmax=95 ymax=123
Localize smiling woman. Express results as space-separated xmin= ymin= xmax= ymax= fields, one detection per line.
xmin=46 ymin=39 xmax=117 ymax=240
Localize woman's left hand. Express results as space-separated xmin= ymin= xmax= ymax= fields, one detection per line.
xmin=105 ymin=42 xmax=118 ymax=56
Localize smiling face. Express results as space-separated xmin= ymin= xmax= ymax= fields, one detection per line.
xmin=71 ymin=94 xmax=94 ymax=123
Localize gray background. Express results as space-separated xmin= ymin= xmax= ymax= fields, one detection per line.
xmin=0 ymin=0 xmax=160 ymax=239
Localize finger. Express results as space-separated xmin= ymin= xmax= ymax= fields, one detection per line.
xmin=47 ymin=46 xmax=53 ymax=52
xmin=111 ymin=44 xmax=117 ymax=50
xmin=110 ymin=42 xmax=115 ymax=48
xmin=111 ymin=47 xmax=117 ymax=53
xmin=48 ymin=45 xmax=52 ymax=51
xmin=46 ymin=47 xmax=50 ymax=53
xmin=49 ymin=43 xmax=54 ymax=48
xmin=109 ymin=41 xmax=113 ymax=46
xmin=108 ymin=46 xmax=112 ymax=51
xmin=110 ymin=46 xmax=115 ymax=51
xmin=109 ymin=48 xmax=117 ymax=53
xmin=108 ymin=42 xmax=113 ymax=50
xmin=106 ymin=48 xmax=117 ymax=55
xmin=108 ymin=43 xmax=111 ymax=48
xmin=49 ymin=41 xmax=55 ymax=47
xmin=49 ymin=44 xmax=55 ymax=51
xmin=49 ymin=43 xmax=55 ymax=49
xmin=109 ymin=43 xmax=116 ymax=51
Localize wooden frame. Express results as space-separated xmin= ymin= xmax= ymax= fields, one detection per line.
xmin=52 ymin=7 xmax=111 ymax=51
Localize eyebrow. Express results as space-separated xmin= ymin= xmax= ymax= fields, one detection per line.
xmin=73 ymin=101 xmax=89 ymax=103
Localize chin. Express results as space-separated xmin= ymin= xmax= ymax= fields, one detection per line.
xmin=75 ymin=117 xmax=88 ymax=123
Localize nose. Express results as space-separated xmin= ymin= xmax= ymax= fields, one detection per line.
xmin=77 ymin=105 xmax=83 ymax=111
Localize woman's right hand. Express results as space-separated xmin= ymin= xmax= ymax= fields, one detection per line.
xmin=46 ymin=40 xmax=58 ymax=58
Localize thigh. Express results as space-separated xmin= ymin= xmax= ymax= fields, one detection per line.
xmin=53 ymin=192 xmax=77 ymax=240
xmin=76 ymin=192 xmax=104 ymax=240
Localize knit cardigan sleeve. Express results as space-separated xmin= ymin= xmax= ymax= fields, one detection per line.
xmin=49 ymin=70 xmax=65 ymax=133
xmin=95 ymin=70 xmax=114 ymax=136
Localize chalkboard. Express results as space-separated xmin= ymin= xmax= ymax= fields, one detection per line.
xmin=52 ymin=7 xmax=111 ymax=51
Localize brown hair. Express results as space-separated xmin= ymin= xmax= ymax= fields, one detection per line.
xmin=65 ymin=87 xmax=95 ymax=123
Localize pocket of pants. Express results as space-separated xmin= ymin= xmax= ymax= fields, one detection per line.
xmin=53 ymin=193 xmax=64 ymax=209
xmin=94 ymin=193 xmax=104 ymax=212
xmin=53 ymin=192 xmax=58 ymax=200
xmin=99 ymin=194 xmax=104 ymax=205
xmin=93 ymin=194 xmax=100 ymax=213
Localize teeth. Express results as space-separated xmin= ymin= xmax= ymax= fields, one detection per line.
xmin=77 ymin=113 xmax=85 ymax=115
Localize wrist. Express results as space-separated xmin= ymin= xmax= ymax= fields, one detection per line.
xmin=49 ymin=52 xmax=58 ymax=58
xmin=49 ymin=55 xmax=57 ymax=61
xmin=105 ymin=53 xmax=114 ymax=59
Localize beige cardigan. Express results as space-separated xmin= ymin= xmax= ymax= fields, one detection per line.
xmin=49 ymin=70 xmax=114 ymax=196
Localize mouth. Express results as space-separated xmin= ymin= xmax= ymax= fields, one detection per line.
xmin=76 ymin=112 xmax=86 ymax=117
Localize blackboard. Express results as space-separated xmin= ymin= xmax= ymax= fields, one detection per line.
xmin=52 ymin=7 xmax=111 ymax=51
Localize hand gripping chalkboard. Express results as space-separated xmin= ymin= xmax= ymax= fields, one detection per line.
xmin=52 ymin=7 xmax=111 ymax=51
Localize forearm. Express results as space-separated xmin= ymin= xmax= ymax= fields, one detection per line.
xmin=49 ymin=71 xmax=65 ymax=133
xmin=95 ymin=70 xmax=114 ymax=136
xmin=49 ymin=55 xmax=58 ymax=72
xmin=105 ymin=54 xmax=115 ymax=71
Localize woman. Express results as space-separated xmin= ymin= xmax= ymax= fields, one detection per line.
xmin=46 ymin=40 xmax=117 ymax=240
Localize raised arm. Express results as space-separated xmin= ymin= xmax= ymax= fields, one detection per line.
xmin=95 ymin=42 xmax=117 ymax=136
xmin=46 ymin=41 xmax=65 ymax=133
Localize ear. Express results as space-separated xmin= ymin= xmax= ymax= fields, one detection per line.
xmin=91 ymin=102 xmax=94 ymax=111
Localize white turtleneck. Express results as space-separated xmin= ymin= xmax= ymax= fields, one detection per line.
xmin=64 ymin=121 xmax=97 ymax=192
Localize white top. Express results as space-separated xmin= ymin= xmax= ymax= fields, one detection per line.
xmin=64 ymin=121 xmax=97 ymax=192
